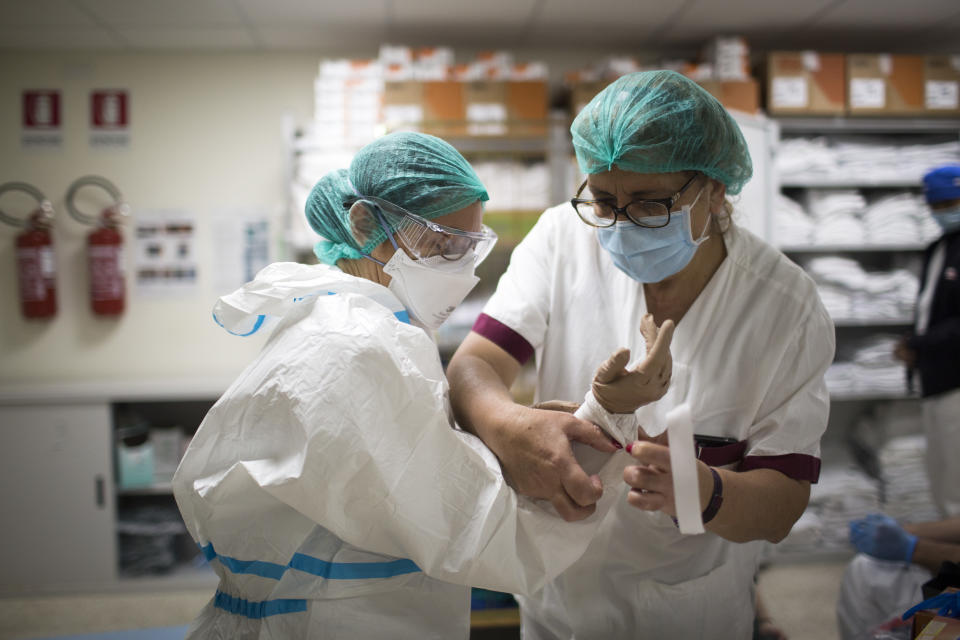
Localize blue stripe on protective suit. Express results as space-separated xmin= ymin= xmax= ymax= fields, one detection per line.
xmin=289 ymin=553 xmax=419 ymax=579
xmin=213 ymin=590 xmax=307 ymax=619
xmin=212 ymin=311 xmax=266 ymax=337
xmin=201 ymin=542 xmax=421 ymax=581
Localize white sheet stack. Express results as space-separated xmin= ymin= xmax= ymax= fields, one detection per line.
xmin=807 ymin=189 xmax=867 ymax=245
xmin=778 ymin=466 xmax=881 ymax=554
xmin=825 ymin=334 xmax=909 ymax=396
xmin=806 ymin=257 xmax=918 ymax=323
xmin=863 ymin=194 xmax=930 ymax=245
xmin=777 ymin=137 xmax=960 ymax=184
xmin=879 ymin=435 xmax=942 ymax=524
xmin=774 ymin=193 xmax=815 ymax=245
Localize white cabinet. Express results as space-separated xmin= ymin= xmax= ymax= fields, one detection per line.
xmin=0 ymin=402 xmax=116 ymax=593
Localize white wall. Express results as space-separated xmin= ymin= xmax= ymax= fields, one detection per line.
xmin=0 ymin=52 xmax=316 ymax=387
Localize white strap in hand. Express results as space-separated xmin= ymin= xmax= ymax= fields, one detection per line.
xmin=667 ymin=404 xmax=703 ymax=535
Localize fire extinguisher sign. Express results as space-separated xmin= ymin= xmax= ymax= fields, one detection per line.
xmin=90 ymin=89 xmax=130 ymax=149
xmin=21 ymin=90 xmax=63 ymax=149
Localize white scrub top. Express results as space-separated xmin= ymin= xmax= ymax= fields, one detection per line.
xmin=476 ymin=204 xmax=835 ymax=638
xmin=173 ymin=263 xmax=626 ymax=640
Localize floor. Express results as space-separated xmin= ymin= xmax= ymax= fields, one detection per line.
xmin=0 ymin=562 xmax=849 ymax=640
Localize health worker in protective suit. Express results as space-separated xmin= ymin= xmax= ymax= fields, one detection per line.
xmin=173 ymin=131 xmax=671 ymax=639
xmin=448 ymin=70 xmax=835 ymax=638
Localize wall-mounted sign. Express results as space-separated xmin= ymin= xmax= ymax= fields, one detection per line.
xmin=22 ymin=90 xmax=62 ymax=149
xmin=90 ymin=89 xmax=130 ymax=148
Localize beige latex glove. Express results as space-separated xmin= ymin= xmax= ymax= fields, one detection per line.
xmin=592 ymin=314 xmax=675 ymax=414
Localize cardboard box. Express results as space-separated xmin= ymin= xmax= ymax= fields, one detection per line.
xmin=767 ymin=51 xmax=846 ymax=115
xmin=847 ymin=54 xmax=925 ymax=115
xmin=422 ymin=81 xmax=465 ymax=137
xmin=464 ymin=81 xmax=507 ymax=136
xmin=506 ymin=81 xmax=548 ymax=137
xmin=570 ymin=80 xmax=611 ymax=114
xmin=382 ymin=81 xmax=424 ymax=131
xmin=924 ymin=55 xmax=960 ymax=115
xmin=697 ymin=79 xmax=759 ymax=114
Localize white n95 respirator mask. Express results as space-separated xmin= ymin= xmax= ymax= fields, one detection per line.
xmin=383 ymin=249 xmax=480 ymax=330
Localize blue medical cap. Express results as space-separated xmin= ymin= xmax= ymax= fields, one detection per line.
xmin=923 ymin=165 xmax=960 ymax=204
xmin=570 ymin=70 xmax=753 ymax=195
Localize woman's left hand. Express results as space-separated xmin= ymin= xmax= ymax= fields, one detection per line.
xmin=624 ymin=441 xmax=710 ymax=518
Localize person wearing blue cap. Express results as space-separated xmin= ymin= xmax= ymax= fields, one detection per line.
xmin=447 ymin=70 xmax=834 ymax=638
xmin=894 ymin=164 xmax=960 ymax=519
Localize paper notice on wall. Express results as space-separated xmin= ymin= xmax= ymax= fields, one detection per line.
xmin=772 ymin=77 xmax=809 ymax=108
xmin=850 ymin=78 xmax=886 ymax=109
xmin=134 ymin=210 xmax=198 ymax=295
xmin=212 ymin=209 xmax=271 ymax=295
xmin=926 ymin=80 xmax=959 ymax=110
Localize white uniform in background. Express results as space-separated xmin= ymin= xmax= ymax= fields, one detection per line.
xmin=836 ymin=554 xmax=931 ymax=640
xmin=476 ymin=206 xmax=835 ymax=639
xmin=173 ymin=263 xmax=626 ymax=640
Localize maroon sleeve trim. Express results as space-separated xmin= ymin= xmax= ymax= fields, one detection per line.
xmin=471 ymin=313 xmax=535 ymax=365
xmin=695 ymin=440 xmax=747 ymax=467
xmin=738 ymin=454 xmax=822 ymax=483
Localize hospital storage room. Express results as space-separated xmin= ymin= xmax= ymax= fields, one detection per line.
xmin=1 ymin=1 xmax=960 ymax=639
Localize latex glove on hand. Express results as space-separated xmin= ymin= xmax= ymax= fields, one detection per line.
xmin=849 ymin=513 xmax=918 ymax=562
xmin=592 ymin=314 xmax=675 ymax=414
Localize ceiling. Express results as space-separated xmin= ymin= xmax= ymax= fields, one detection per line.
xmin=0 ymin=0 xmax=959 ymax=55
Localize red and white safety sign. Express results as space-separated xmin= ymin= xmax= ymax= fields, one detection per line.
xmin=21 ymin=90 xmax=62 ymax=149
xmin=90 ymin=89 xmax=130 ymax=148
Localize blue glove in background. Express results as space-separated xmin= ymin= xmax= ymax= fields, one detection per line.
xmin=849 ymin=513 xmax=918 ymax=562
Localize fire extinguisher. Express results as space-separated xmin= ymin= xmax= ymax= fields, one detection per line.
xmin=66 ymin=176 xmax=129 ymax=316
xmin=0 ymin=182 xmax=58 ymax=319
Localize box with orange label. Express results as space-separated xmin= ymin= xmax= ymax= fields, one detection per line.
xmin=847 ymin=54 xmax=925 ymax=115
xmin=766 ymin=51 xmax=846 ymax=115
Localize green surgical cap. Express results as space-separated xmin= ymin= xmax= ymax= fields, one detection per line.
xmin=570 ymin=70 xmax=753 ymax=195
xmin=308 ymin=131 xmax=489 ymax=265
xmin=305 ymin=168 xmax=358 ymax=265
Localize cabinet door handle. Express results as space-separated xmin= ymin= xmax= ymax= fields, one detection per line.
xmin=95 ymin=475 xmax=105 ymax=508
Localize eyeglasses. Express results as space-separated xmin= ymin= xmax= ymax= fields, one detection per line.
xmin=352 ymin=195 xmax=498 ymax=266
xmin=570 ymin=173 xmax=700 ymax=228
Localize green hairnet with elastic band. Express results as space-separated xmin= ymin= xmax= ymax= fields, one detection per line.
xmin=570 ymin=70 xmax=753 ymax=195
xmin=306 ymin=131 xmax=489 ymax=265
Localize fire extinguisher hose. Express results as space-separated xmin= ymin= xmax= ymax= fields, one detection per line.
xmin=0 ymin=181 xmax=52 ymax=228
xmin=65 ymin=175 xmax=128 ymax=227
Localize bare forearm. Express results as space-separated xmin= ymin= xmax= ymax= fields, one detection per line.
xmin=904 ymin=517 xmax=960 ymax=544
xmin=704 ymin=467 xmax=810 ymax=544
xmin=911 ymin=538 xmax=960 ymax=573
xmin=447 ymin=353 xmax=518 ymax=444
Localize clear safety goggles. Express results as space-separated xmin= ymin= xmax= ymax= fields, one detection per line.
xmin=355 ymin=195 xmax=498 ymax=266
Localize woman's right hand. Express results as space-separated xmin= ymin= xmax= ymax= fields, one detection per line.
xmin=592 ymin=314 xmax=675 ymax=414
xmin=494 ymin=403 xmax=618 ymax=522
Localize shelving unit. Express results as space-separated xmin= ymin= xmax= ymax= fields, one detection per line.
xmin=772 ymin=116 xmax=959 ymax=558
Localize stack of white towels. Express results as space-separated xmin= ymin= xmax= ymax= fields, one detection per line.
xmin=824 ymin=334 xmax=909 ymax=396
xmin=805 ymin=257 xmax=918 ymax=324
xmin=777 ymin=136 xmax=960 ymax=184
xmin=775 ymin=191 xmax=943 ymax=247
xmin=879 ymin=435 xmax=942 ymax=524
xmin=776 ymin=465 xmax=881 ymax=555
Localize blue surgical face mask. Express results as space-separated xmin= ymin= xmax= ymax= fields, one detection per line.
xmin=933 ymin=206 xmax=960 ymax=234
xmin=596 ymin=189 xmax=709 ymax=283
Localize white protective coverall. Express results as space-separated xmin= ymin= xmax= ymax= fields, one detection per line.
xmin=173 ymin=262 xmax=628 ymax=640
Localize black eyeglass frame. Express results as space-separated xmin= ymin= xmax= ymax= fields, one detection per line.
xmin=570 ymin=172 xmax=701 ymax=228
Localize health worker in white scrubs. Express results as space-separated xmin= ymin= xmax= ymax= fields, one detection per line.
xmin=173 ymin=132 xmax=652 ymax=640
xmin=448 ymin=70 xmax=835 ymax=639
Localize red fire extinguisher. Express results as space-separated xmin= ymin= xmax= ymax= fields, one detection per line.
xmin=66 ymin=176 xmax=129 ymax=316
xmin=0 ymin=182 xmax=58 ymax=319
